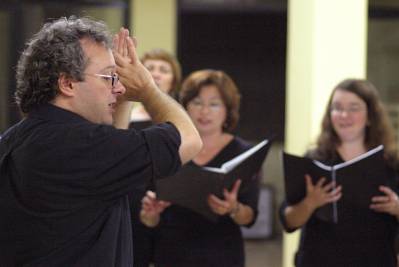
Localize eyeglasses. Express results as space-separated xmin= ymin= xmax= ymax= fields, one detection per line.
xmin=189 ymin=98 xmax=224 ymax=112
xmin=85 ymin=73 xmax=119 ymax=88
xmin=330 ymin=105 xmax=365 ymax=115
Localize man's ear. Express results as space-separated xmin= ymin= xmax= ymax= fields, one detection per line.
xmin=58 ymin=73 xmax=76 ymax=97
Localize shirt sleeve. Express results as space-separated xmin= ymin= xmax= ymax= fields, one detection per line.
xmin=141 ymin=122 xmax=182 ymax=178
xmin=233 ymin=138 xmax=261 ymax=227
xmin=238 ymin=171 xmax=261 ymax=227
xmin=13 ymin=121 xmax=181 ymax=211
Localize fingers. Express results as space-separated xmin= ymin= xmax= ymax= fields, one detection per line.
xmin=323 ymin=180 xmax=337 ymax=192
xmin=113 ymin=34 xmax=119 ymax=53
xmin=126 ymin=35 xmax=139 ymax=64
xmin=370 ymin=201 xmax=395 ymax=214
xmin=208 ymin=194 xmax=238 ymax=216
xmin=305 ymin=174 xmax=316 ymax=191
xmin=115 ymin=28 xmax=128 ymax=56
xmin=315 ymin=177 xmax=327 ymax=188
xmin=131 ymin=36 xmax=138 ymax=48
xmin=371 ymin=186 xmax=398 ymax=204
xmin=378 ymin=186 xmax=396 ymax=197
xmin=114 ymin=53 xmax=129 ymax=70
xmin=208 ymin=194 xmax=228 ymax=208
xmin=117 ymin=29 xmax=124 ymax=55
xmin=122 ymin=29 xmax=129 ymax=57
xmin=325 ymin=185 xmax=342 ymax=203
xmin=223 ymin=179 xmax=241 ymax=200
xmin=113 ymin=27 xmax=133 ymax=69
xmin=230 ymin=179 xmax=242 ymax=195
xmin=146 ymin=190 xmax=156 ymax=199
xmin=371 ymin=196 xmax=390 ymax=203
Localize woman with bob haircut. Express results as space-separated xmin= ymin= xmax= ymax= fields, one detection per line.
xmin=140 ymin=69 xmax=261 ymax=267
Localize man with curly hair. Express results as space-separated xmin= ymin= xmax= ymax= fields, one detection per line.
xmin=0 ymin=17 xmax=201 ymax=266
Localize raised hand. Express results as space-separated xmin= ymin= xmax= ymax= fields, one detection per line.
xmin=304 ymin=174 xmax=342 ymax=211
xmin=208 ymin=179 xmax=242 ymax=216
xmin=113 ymin=28 xmax=157 ymax=102
xmin=370 ymin=186 xmax=399 ymax=218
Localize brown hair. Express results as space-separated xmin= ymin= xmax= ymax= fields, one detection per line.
xmin=179 ymin=69 xmax=241 ymax=132
xmin=141 ymin=48 xmax=182 ymax=99
xmin=312 ymin=79 xmax=397 ymax=164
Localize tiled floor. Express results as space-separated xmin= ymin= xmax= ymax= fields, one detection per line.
xmin=244 ymin=235 xmax=282 ymax=267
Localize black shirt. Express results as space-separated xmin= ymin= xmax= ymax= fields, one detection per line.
xmin=153 ymin=136 xmax=260 ymax=267
xmin=128 ymin=118 xmax=156 ymax=267
xmin=0 ymin=104 xmax=181 ymax=267
xmin=279 ymin=151 xmax=398 ymax=267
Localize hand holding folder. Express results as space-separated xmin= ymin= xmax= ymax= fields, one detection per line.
xmin=155 ymin=139 xmax=272 ymax=222
xmin=283 ymin=145 xmax=396 ymax=223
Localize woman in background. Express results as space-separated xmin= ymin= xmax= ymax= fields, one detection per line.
xmin=280 ymin=79 xmax=399 ymax=267
xmin=129 ymin=48 xmax=182 ymax=267
xmin=140 ymin=69 xmax=261 ymax=267
xmin=129 ymin=48 xmax=182 ymax=128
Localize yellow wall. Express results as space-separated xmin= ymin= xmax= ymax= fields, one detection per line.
xmin=82 ymin=7 xmax=125 ymax=33
xmin=130 ymin=0 xmax=177 ymax=56
xmin=284 ymin=0 xmax=368 ymax=266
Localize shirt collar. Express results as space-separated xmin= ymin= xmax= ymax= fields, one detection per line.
xmin=29 ymin=103 xmax=90 ymax=124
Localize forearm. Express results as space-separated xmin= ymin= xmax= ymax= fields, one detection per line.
xmin=113 ymin=101 xmax=134 ymax=129
xmin=141 ymin=86 xmax=202 ymax=164
xmin=230 ymin=202 xmax=254 ymax=225
xmin=284 ymin=198 xmax=316 ymax=229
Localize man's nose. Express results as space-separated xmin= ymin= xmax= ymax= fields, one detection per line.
xmin=113 ymin=81 xmax=126 ymax=95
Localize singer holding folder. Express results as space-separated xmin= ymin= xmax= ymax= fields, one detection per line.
xmin=280 ymin=79 xmax=399 ymax=267
xmin=140 ymin=70 xmax=261 ymax=267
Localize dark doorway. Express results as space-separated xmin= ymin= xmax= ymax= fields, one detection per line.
xmin=178 ymin=7 xmax=287 ymax=142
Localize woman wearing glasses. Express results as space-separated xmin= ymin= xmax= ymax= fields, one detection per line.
xmin=140 ymin=69 xmax=261 ymax=267
xmin=280 ymin=79 xmax=399 ymax=267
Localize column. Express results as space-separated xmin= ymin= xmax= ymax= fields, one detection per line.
xmin=283 ymin=0 xmax=368 ymax=266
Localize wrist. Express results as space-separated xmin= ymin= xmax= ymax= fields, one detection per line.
xmin=140 ymin=83 xmax=160 ymax=104
xmin=303 ymin=197 xmax=317 ymax=212
xmin=229 ymin=202 xmax=241 ymax=219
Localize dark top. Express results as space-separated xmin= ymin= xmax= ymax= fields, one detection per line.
xmin=129 ymin=119 xmax=152 ymax=131
xmin=153 ymin=136 xmax=260 ymax=267
xmin=279 ymin=150 xmax=399 ymax=267
xmin=128 ymin=118 xmax=156 ymax=267
xmin=0 ymin=104 xmax=181 ymax=267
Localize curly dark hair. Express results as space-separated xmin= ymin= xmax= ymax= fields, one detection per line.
xmin=311 ymin=79 xmax=398 ymax=164
xmin=15 ymin=16 xmax=112 ymax=114
xmin=179 ymin=69 xmax=241 ymax=133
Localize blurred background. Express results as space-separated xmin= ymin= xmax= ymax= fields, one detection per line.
xmin=1 ymin=0 xmax=399 ymax=266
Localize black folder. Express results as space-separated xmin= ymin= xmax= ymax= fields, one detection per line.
xmin=283 ymin=145 xmax=396 ymax=223
xmin=156 ymin=139 xmax=272 ymax=222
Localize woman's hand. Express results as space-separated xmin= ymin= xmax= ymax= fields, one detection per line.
xmin=284 ymin=174 xmax=342 ymax=229
xmin=140 ymin=191 xmax=170 ymax=227
xmin=303 ymin=174 xmax=342 ymax=211
xmin=208 ymin=179 xmax=241 ymax=216
xmin=370 ymin=186 xmax=399 ymax=219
